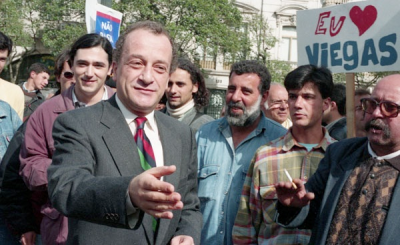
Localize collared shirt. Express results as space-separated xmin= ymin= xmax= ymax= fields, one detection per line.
xmin=71 ymin=86 xmax=109 ymax=107
xmin=115 ymin=95 xmax=163 ymax=167
xmin=232 ymin=128 xmax=336 ymax=245
xmin=22 ymin=81 xmax=37 ymax=93
xmin=196 ymin=115 xmax=287 ymax=245
xmin=368 ymin=143 xmax=400 ymax=160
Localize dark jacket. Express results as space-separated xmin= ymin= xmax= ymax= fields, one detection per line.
xmin=48 ymin=96 xmax=202 ymax=244
xmin=19 ymin=83 xmax=45 ymax=121
xmin=276 ymin=137 xmax=400 ymax=244
xmin=0 ymin=121 xmax=43 ymax=235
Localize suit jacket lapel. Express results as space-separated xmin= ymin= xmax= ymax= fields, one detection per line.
xmin=320 ymin=142 xmax=370 ymax=242
xmin=154 ymin=112 xmax=182 ymax=244
xmin=101 ymin=96 xmax=142 ymax=176
xmin=378 ymin=155 xmax=400 ymax=244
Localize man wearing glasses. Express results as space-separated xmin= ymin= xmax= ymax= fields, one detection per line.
xmin=274 ymin=74 xmax=400 ymax=244
xmin=262 ymin=82 xmax=292 ymax=129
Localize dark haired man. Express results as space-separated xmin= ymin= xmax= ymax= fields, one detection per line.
xmin=196 ymin=60 xmax=287 ymax=244
xmin=20 ymin=63 xmax=50 ymax=120
xmin=275 ymin=74 xmax=400 ymax=244
xmin=48 ymin=21 xmax=201 ymax=244
xmin=233 ymin=65 xmax=336 ymax=244
xmin=322 ymin=83 xmax=347 ymax=140
xmin=355 ymin=88 xmax=371 ymax=137
xmin=0 ymin=31 xmax=24 ymax=120
xmin=53 ymin=48 xmax=75 ymax=96
xmin=19 ymin=33 xmax=115 ymax=244
xmin=165 ymin=58 xmax=214 ymax=131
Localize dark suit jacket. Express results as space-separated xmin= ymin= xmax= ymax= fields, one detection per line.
xmin=48 ymin=95 xmax=202 ymax=245
xmin=276 ymin=137 xmax=400 ymax=244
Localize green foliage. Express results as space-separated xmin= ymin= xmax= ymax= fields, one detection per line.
xmin=113 ymin=0 xmax=243 ymax=58
xmin=333 ymin=71 xmax=400 ymax=89
xmin=267 ymin=60 xmax=294 ymax=84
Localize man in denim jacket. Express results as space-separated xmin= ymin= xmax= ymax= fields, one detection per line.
xmin=0 ymin=100 xmax=22 ymax=244
xmin=0 ymin=101 xmax=21 ymax=161
xmin=196 ymin=60 xmax=286 ymax=245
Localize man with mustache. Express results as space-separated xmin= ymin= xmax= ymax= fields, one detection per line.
xmin=196 ymin=60 xmax=287 ymax=245
xmin=274 ymin=74 xmax=400 ymax=244
xmin=233 ymin=64 xmax=336 ymax=244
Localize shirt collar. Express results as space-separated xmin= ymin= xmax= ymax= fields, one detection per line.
xmin=282 ymin=127 xmax=336 ymax=152
xmin=22 ymin=82 xmax=37 ymax=93
xmin=115 ymin=94 xmax=156 ymax=131
xmin=368 ymin=143 xmax=400 ymax=160
xmin=72 ymin=86 xmax=108 ymax=106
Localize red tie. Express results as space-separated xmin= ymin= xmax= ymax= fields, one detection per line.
xmin=134 ymin=117 xmax=158 ymax=232
xmin=134 ymin=117 xmax=156 ymax=169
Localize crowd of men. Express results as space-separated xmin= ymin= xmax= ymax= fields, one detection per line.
xmin=0 ymin=19 xmax=398 ymax=245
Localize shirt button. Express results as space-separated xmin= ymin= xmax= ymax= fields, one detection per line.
xmin=220 ymin=231 xmax=223 ymax=234
xmin=362 ymin=189 xmax=368 ymax=195
xmin=370 ymin=173 xmax=375 ymax=179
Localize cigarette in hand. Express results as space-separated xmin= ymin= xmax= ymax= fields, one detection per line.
xmin=284 ymin=169 xmax=297 ymax=189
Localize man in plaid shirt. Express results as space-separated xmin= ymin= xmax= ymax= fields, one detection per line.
xmin=233 ymin=65 xmax=336 ymax=244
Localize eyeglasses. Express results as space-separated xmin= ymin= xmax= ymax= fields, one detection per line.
xmin=63 ymin=71 xmax=74 ymax=79
xmin=355 ymin=105 xmax=363 ymax=111
xmin=270 ymin=100 xmax=288 ymax=107
xmin=360 ymin=98 xmax=400 ymax=118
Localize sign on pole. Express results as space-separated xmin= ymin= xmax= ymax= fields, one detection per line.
xmin=85 ymin=0 xmax=123 ymax=48
xmin=95 ymin=4 xmax=123 ymax=48
xmin=297 ymin=0 xmax=400 ymax=73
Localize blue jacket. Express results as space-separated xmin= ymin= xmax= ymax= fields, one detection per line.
xmin=196 ymin=114 xmax=287 ymax=245
xmin=0 ymin=100 xmax=22 ymax=161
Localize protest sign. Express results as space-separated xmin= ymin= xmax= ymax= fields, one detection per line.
xmin=297 ymin=0 xmax=399 ymax=73
xmin=95 ymin=4 xmax=123 ymax=48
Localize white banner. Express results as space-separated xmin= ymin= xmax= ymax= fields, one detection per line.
xmin=297 ymin=0 xmax=400 ymax=73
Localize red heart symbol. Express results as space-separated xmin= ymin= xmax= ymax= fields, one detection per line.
xmin=349 ymin=5 xmax=377 ymax=36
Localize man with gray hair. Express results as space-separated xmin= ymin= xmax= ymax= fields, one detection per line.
xmin=196 ymin=60 xmax=286 ymax=245
xmin=262 ymin=82 xmax=292 ymax=129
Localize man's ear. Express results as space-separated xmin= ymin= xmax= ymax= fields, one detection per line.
xmin=323 ymin=97 xmax=331 ymax=112
xmin=192 ymin=82 xmax=199 ymax=94
xmin=30 ymin=71 xmax=37 ymax=79
xmin=261 ymin=90 xmax=269 ymax=105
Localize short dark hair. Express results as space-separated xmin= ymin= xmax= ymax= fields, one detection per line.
xmin=69 ymin=33 xmax=113 ymax=67
xmin=176 ymin=58 xmax=209 ymax=109
xmin=331 ymin=83 xmax=346 ymax=115
xmin=29 ymin=63 xmax=50 ymax=76
xmin=0 ymin=31 xmax=12 ymax=57
xmin=355 ymin=88 xmax=371 ymax=97
xmin=114 ymin=20 xmax=177 ymax=73
xmin=54 ymin=48 xmax=70 ymax=78
xmin=284 ymin=65 xmax=333 ymax=99
xmin=229 ymin=60 xmax=271 ymax=94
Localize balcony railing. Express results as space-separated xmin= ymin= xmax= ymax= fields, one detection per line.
xmin=199 ymin=60 xmax=216 ymax=70
xmin=324 ymin=0 xmax=348 ymax=6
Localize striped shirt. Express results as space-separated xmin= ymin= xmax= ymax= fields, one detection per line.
xmin=232 ymin=128 xmax=336 ymax=244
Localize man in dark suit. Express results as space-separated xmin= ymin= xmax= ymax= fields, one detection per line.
xmin=47 ymin=21 xmax=202 ymax=245
xmin=274 ymin=74 xmax=400 ymax=244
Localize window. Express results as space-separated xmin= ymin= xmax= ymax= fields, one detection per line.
xmin=279 ymin=26 xmax=297 ymax=62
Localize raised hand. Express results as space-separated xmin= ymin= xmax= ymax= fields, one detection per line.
xmin=129 ymin=165 xmax=183 ymax=219
xmin=274 ymin=179 xmax=315 ymax=207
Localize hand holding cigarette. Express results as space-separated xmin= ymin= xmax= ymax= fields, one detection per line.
xmin=275 ymin=170 xmax=314 ymax=207
xmin=284 ymin=169 xmax=297 ymax=189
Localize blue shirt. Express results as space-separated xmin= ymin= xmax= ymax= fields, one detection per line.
xmin=0 ymin=100 xmax=22 ymax=161
xmin=196 ymin=115 xmax=287 ymax=245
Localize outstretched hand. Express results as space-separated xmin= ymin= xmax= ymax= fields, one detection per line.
xmin=129 ymin=165 xmax=183 ymax=219
xmin=274 ymin=179 xmax=315 ymax=207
